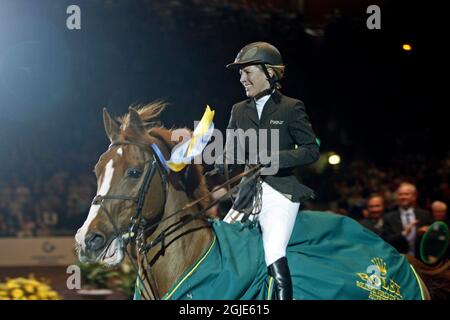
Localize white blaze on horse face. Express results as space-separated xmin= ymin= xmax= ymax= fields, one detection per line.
xmin=117 ymin=147 xmax=123 ymax=156
xmin=76 ymin=158 xmax=115 ymax=250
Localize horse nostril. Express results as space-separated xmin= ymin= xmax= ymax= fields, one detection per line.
xmin=86 ymin=232 xmax=106 ymax=251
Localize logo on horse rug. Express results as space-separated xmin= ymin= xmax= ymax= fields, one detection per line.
xmin=356 ymin=257 xmax=403 ymax=300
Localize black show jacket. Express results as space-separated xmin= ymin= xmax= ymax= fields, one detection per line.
xmin=225 ymin=90 xmax=320 ymax=202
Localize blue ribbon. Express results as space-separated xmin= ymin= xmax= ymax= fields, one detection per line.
xmin=151 ymin=143 xmax=170 ymax=172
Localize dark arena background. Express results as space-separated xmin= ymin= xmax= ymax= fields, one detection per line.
xmin=0 ymin=0 xmax=448 ymax=303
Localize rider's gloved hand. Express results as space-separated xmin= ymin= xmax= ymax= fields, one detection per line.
xmin=232 ymin=175 xmax=258 ymax=212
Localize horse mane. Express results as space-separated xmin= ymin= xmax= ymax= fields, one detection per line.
xmin=117 ymin=101 xmax=211 ymax=210
xmin=117 ymin=100 xmax=167 ymax=128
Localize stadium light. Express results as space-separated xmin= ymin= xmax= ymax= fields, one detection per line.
xmin=402 ymin=43 xmax=412 ymax=51
xmin=328 ymin=154 xmax=341 ymax=166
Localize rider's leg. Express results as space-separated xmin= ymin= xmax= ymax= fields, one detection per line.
xmin=258 ymin=182 xmax=300 ymax=300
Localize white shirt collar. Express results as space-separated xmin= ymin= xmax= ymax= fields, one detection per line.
xmin=255 ymin=94 xmax=271 ymax=105
xmin=400 ymin=207 xmax=414 ymax=215
xmin=254 ymin=93 xmax=272 ymax=119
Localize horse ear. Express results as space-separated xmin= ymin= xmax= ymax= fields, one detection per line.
xmin=103 ymin=108 xmax=120 ymax=143
xmin=128 ymin=107 xmax=145 ymax=135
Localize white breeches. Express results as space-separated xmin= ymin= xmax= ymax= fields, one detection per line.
xmin=224 ymin=181 xmax=300 ymax=266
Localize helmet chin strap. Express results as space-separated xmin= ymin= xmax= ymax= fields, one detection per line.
xmin=250 ymin=63 xmax=281 ymax=101
xmin=261 ymin=64 xmax=280 ymax=87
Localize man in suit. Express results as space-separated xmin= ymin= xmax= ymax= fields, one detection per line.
xmin=216 ymin=42 xmax=320 ymax=300
xmin=382 ymin=182 xmax=433 ymax=257
xmin=359 ymin=194 xmax=385 ymax=236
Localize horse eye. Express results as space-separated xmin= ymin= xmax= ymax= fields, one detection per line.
xmin=127 ymin=168 xmax=142 ymax=179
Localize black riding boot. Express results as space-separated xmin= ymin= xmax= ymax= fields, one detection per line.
xmin=268 ymin=257 xmax=293 ymax=300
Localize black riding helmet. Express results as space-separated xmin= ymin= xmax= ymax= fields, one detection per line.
xmin=226 ymin=42 xmax=284 ymax=94
xmin=226 ymin=42 xmax=283 ymax=69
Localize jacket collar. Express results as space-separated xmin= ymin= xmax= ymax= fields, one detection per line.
xmin=245 ymin=90 xmax=282 ymax=125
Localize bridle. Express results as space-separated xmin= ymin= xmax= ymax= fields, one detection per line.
xmin=91 ymin=141 xmax=170 ymax=299
xmin=91 ymin=140 xmax=263 ymax=299
xmin=92 ymin=141 xmax=169 ymax=241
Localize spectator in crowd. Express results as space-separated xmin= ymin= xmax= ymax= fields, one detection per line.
xmin=359 ymin=194 xmax=385 ymax=236
xmin=431 ymin=201 xmax=448 ymax=224
xmin=382 ymin=182 xmax=433 ymax=257
xmin=0 ymin=215 xmax=9 ymax=236
xmin=424 ymin=201 xmax=450 ymax=263
xmin=16 ymin=216 xmax=36 ymax=238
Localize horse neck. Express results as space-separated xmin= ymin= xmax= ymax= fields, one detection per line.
xmin=141 ymin=183 xmax=213 ymax=298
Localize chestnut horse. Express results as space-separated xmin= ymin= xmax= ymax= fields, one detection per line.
xmin=76 ymin=103 xmax=446 ymax=300
xmin=75 ymin=103 xmax=215 ymax=299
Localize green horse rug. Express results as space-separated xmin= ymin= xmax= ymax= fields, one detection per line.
xmin=134 ymin=210 xmax=426 ymax=300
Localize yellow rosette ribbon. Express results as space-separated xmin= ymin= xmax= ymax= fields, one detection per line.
xmin=167 ymin=105 xmax=215 ymax=172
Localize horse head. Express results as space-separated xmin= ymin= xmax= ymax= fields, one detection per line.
xmin=75 ymin=104 xmax=172 ymax=267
